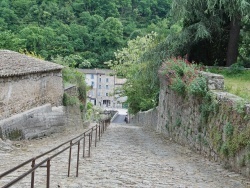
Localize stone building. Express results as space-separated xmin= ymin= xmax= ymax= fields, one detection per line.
xmin=0 ymin=50 xmax=65 ymax=139
xmin=78 ymin=69 xmax=127 ymax=109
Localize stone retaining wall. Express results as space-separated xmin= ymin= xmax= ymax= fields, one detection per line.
xmin=133 ymin=71 xmax=250 ymax=178
xmin=0 ymin=70 xmax=63 ymax=121
xmin=0 ymin=104 xmax=65 ymax=140
xmin=64 ymin=85 xmax=78 ymax=97
xmin=130 ymin=108 xmax=158 ymax=131
xmin=159 ymin=71 xmax=250 ymax=177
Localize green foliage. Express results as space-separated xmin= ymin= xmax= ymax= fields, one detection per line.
xmin=169 ymin=0 xmax=250 ymax=66
xmin=0 ymin=0 xmax=172 ymax=68
xmin=200 ymin=92 xmax=219 ymax=124
xmin=54 ymin=57 xmax=87 ymax=114
xmin=109 ymin=32 xmax=162 ymax=114
xmin=170 ymin=77 xmax=186 ymax=96
xmin=210 ymin=125 xmax=223 ymax=153
xmin=220 ymin=143 xmax=229 ymax=157
xmin=7 ymin=129 xmax=23 ymax=140
xmin=161 ymin=57 xmax=206 ymax=98
xmin=188 ymin=76 xmax=207 ymax=97
xmin=63 ymin=93 xmax=79 ymax=106
xmin=224 ymin=122 xmax=234 ymax=137
xmin=227 ymin=63 xmax=245 ymax=74
xmin=233 ymin=99 xmax=246 ymax=114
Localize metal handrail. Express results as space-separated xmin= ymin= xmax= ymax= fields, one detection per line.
xmin=0 ymin=119 xmax=111 ymax=188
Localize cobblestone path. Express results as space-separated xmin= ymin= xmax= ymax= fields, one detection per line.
xmin=0 ymin=123 xmax=249 ymax=188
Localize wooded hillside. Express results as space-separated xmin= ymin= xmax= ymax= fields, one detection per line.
xmin=0 ymin=0 xmax=171 ymax=68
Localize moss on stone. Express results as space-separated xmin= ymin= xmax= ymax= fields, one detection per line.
xmin=7 ymin=129 xmax=23 ymax=140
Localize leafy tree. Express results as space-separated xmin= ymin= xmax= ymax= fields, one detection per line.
xmin=0 ymin=31 xmax=25 ymax=51
xmin=0 ymin=0 xmax=173 ymax=68
xmin=171 ymin=0 xmax=250 ymax=66
xmin=108 ymin=32 xmax=161 ymax=113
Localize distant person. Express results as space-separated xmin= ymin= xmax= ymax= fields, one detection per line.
xmin=124 ymin=115 xmax=128 ymax=123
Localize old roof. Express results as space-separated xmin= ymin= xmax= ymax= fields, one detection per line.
xmin=77 ymin=68 xmax=114 ymax=75
xmin=0 ymin=50 xmax=63 ymax=77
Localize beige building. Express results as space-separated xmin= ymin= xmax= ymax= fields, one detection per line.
xmin=78 ymin=69 xmax=127 ymax=108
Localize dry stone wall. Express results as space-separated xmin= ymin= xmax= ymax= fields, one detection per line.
xmin=64 ymin=84 xmax=78 ymax=97
xmin=64 ymin=85 xmax=86 ymax=127
xmin=133 ymin=71 xmax=250 ymax=178
xmin=157 ymin=72 xmax=250 ymax=177
xmin=0 ymin=70 xmax=63 ymax=121
xmin=130 ymin=108 xmax=158 ymax=131
xmin=0 ymin=104 xmax=65 ymax=140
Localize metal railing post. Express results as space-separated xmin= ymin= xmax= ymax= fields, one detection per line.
xmin=102 ymin=121 xmax=104 ymax=133
xmin=91 ymin=128 xmax=93 ymax=146
xmin=46 ymin=159 xmax=50 ymax=188
xmin=83 ymin=133 xmax=85 ymax=158
xmin=76 ymin=141 xmax=80 ymax=177
xmin=68 ymin=141 xmax=72 ymax=177
xmin=101 ymin=121 xmax=103 ymax=136
xmin=99 ymin=124 xmax=101 ymax=141
xmin=88 ymin=134 xmax=91 ymax=157
xmin=95 ymin=124 xmax=98 ymax=147
xmin=31 ymin=159 xmax=35 ymax=188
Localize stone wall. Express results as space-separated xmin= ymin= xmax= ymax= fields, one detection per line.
xmin=130 ymin=108 xmax=158 ymax=131
xmin=64 ymin=85 xmax=85 ymax=127
xmin=0 ymin=104 xmax=65 ymax=140
xmin=157 ymin=71 xmax=250 ymax=177
xmin=0 ymin=70 xmax=63 ymax=121
xmin=64 ymin=84 xmax=78 ymax=97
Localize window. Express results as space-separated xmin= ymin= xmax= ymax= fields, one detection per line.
xmin=99 ymin=78 xmax=101 ymax=82
xmin=99 ymin=85 xmax=101 ymax=89
xmin=91 ymin=81 xmax=94 ymax=87
xmin=106 ymin=93 xmax=109 ymax=96
xmin=98 ymin=92 xmax=100 ymax=96
xmin=106 ymin=78 xmax=109 ymax=82
xmin=103 ymin=100 xmax=110 ymax=106
xmin=91 ymin=74 xmax=94 ymax=79
xmin=106 ymin=85 xmax=109 ymax=89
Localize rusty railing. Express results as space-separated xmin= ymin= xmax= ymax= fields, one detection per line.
xmin=0 ymin=119 xmax=111 ymax=188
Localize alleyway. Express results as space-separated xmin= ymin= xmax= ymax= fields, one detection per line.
xmin=0 ymin=122 xmax=249 ymax=187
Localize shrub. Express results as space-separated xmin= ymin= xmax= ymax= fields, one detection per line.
xmin=161 ymin=57 xmax=205 ymax=97
xmin=188 ymin=76 xmax=207 ymax=97
xmin=63 ymin=93 xmax=79 ymax=106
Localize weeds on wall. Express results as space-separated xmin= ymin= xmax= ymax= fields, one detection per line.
xmin=160 ymin=57 xmax=205 ymax=98
xmin=161 ymin=57 xmax=250 ymax=161
xmin=160 ymin=57 xmax=218 ymax=125
xmin=63 ymin=93 xmax=80 ymax=106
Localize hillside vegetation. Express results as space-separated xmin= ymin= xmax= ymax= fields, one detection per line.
xmin=0 ymin=0 xmax=171 ymax=68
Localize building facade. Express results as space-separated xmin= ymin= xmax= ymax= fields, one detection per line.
xmin=78 ymin=69 xmax=127 ymax=109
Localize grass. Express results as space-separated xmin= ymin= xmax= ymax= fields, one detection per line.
xmin=207 ymin=68 xmax=250 ymax=101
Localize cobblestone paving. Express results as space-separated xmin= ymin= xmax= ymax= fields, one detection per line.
xmin=0 ymin=123 xmax=249 ymax=188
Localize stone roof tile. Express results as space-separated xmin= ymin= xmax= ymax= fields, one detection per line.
xmin=0 ymin=50 xmax=63 ymax=77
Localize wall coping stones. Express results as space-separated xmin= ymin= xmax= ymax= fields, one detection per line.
xmin=200 ymin=71 xmax=224 ymax=90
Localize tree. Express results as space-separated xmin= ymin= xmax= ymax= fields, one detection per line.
xmin=93 ymin=17 xmax=124 ymax=66
xmin=0 ymin=31 xmax=25 ymax=51
xmin=108 ymin=32 xmax=160 ymax=113
xmin=171 ymin=0 xmax=250 ymax=66
xmin=0 ymin=0 xmax=172 ymax=68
